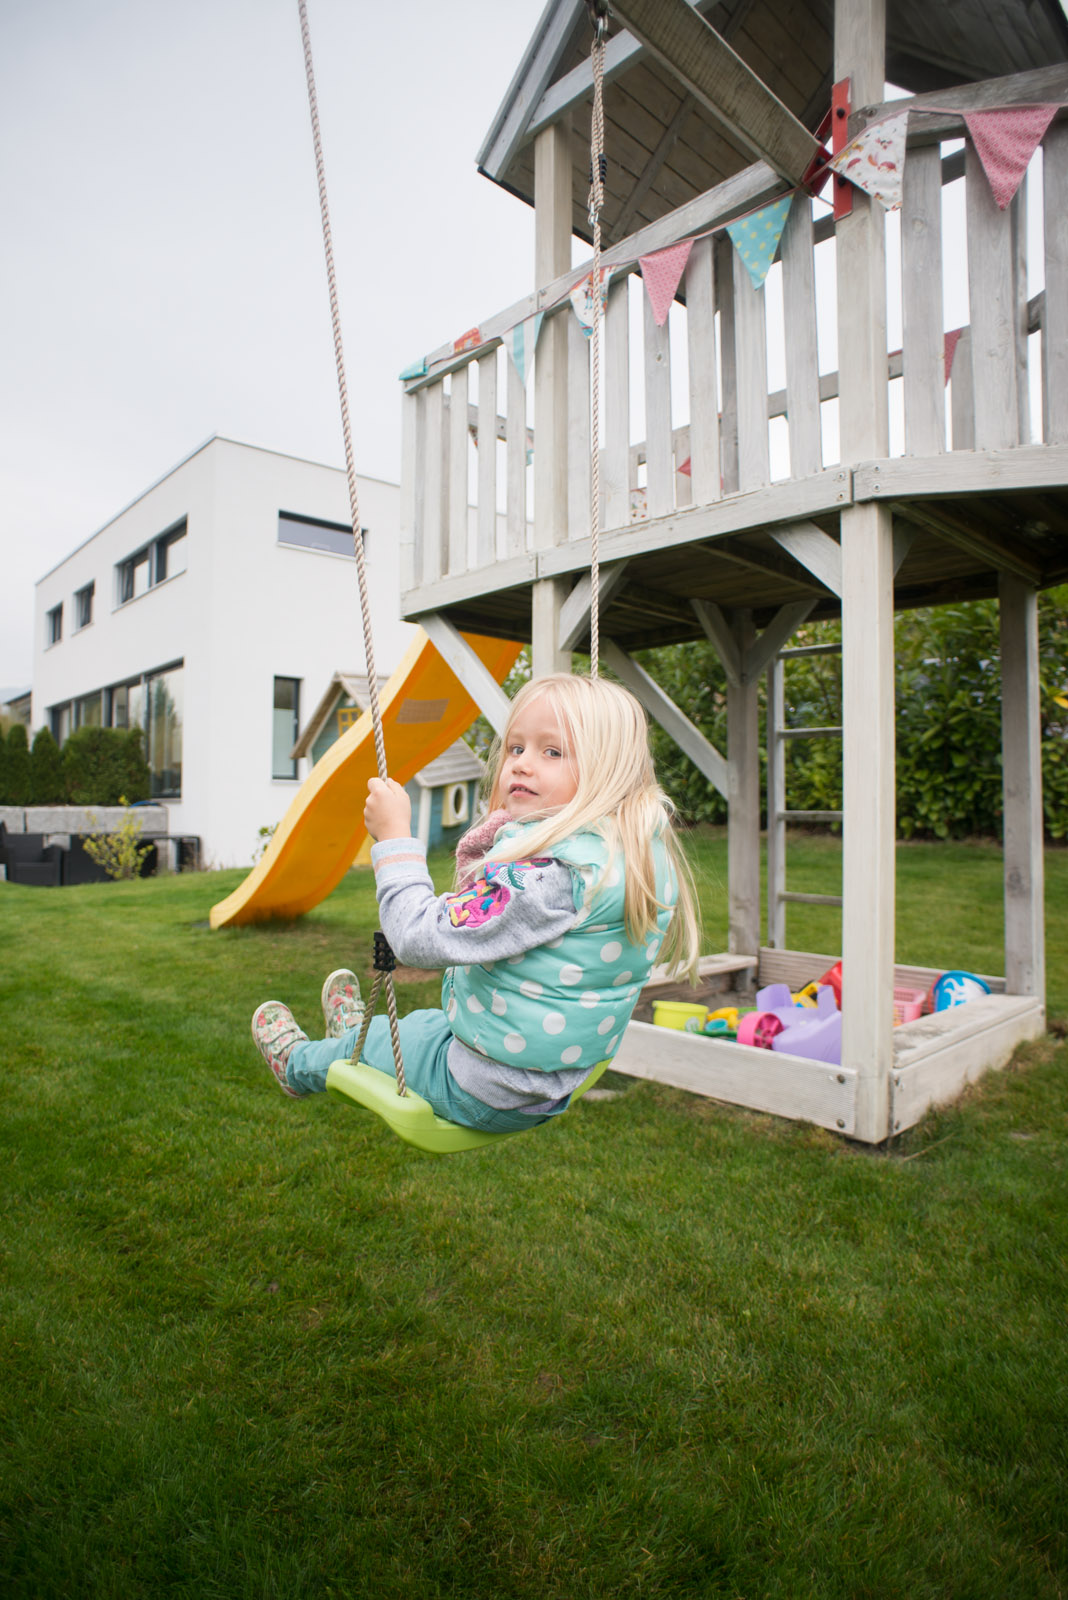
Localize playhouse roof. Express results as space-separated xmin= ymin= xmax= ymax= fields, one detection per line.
xmin=292 ymin=670 xmax=483 ymax=785
xmin=478 ymin=0 xmax=1068 ymax=239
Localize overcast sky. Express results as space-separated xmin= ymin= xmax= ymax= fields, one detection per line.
xmin=0 ymin=0 xmax=549 ymax=689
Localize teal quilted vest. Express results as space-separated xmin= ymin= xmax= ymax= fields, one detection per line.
xmin=443 ymin=823 xmax=677 ymax=1073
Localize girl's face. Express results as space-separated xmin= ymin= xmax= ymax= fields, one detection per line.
xmin=499 ymin=696 xmax=578 ymax=820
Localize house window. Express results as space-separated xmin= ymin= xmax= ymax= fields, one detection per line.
xmin=73 ymin=691 xmax=103 ymax=730
xmin=273 ymin=676 xmax=301 ymax=779
xmin=117 ymin=519 xmax=187 ymax=604
xmin=47 ymin=604 xmax=63 ymax=646
xmin=144 ymin=664 xmax=183 ymax=798
xmin=277 ymin=511 xmax=360 ymax=558
xmin=155 ymin=524 xmax=187 ymax=582
xmin=75 ymin=582 xmax=94 ymax=630
xmin=107 ymin=679 xmax=144 ymax=731
xmin=119 ymin=548 xmax=151 ymax=604
xmin=50 ymin=703 xmax=71 ymax=744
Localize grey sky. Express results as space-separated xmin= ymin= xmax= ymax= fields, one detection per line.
xmin=1 ymin=0 xmax=547 ymax=688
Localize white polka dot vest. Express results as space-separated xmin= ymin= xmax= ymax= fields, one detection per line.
xmin=443 ymin=826 xmax=678 ymax=1074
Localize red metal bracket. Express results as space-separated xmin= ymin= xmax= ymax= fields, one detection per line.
xmin=800 ymin=104 xmax=834 ymax=199
xmin=832 ymin=77 xmax=853 ymax=220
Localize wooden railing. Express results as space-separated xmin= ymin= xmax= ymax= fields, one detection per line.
xmin=399 ymin=75 xmax=1068 ymax=605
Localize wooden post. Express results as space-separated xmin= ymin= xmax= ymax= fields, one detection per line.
xmin=727 ymin=609 xmax=760 ymax=955
xmin=999 ymin=575 xmax=1045 ymax=1001
xmin=399 ymin=388 xmax=418 ymax=596
xmin=836 ymin=0 xmax=893 ymax=1143
xmin=532 ymin=119 xmax=572 ymax=678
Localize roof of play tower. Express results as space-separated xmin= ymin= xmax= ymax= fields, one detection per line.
xmin=477 ymin=0 xmax=1068 ymax=240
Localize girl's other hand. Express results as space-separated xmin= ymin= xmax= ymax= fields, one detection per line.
xmin=365 ymin=777 xmax=412 ymax=842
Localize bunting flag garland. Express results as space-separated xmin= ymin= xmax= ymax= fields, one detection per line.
xmin=943 ymin=328 xmax=963 ymax=385
xmin=453 ymin=326 xmax=482 ymax=354
xmin=505 ymin=312 xmax=544 ymax=386
xmin=639 ymin=238 xmax=693 ymax=325
xmin=827 ymin=111 xmax=908 ymax=210
xmin=963 ymin=105 xmax=1059 ymax=209
xmin=725 ymin=195 xmax=793 ymax=289
xmin=569 ymin=265 xmax=612 ymax=337
xmin=398 ymin=356 xmax=428 ymax=382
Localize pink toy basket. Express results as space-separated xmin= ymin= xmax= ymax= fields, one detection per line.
xmin=893 ymin=986 xmax=925 ymax=1026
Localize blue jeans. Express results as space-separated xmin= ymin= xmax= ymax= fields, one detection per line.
xmin=286 ymin=1008 xmax=551 ymax=1133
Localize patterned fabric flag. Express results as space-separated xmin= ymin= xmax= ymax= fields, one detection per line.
xmin=639 ymin=238 xmax=694 ymax=325
xmin=505 ymin=313 xmax=544 ymax=386
xmin=828 ymin=111 xmax=908 ymax=210
xmin=398 ymin=357 xmax=427 ymax=381
xmin=943 ymin=328 xmax=963 ymax=385
xmin=725 ymin=195 xmax=793 ymax=289
xmin=963 ymin=105 xmax=1059 ymax=209
xmin=569 ymin=266 xmax=612 ymax=337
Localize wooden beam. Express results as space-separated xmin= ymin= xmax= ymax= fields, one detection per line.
xmin=849 ymin=63 xmax=1068 ymax=144
xmin=557 ymin=562 xmax=631 ymax=652
xmin=999 ymin=576 xmax=1045 ymax=1000
xmin=611 ymin=93 xmax=696 ymax=243
xmin=525 ymin=0 xmax=723 ymax=140
xmin=406 ymin=160 xmax=789 ymax=394
xmin=691 ymin=598 xmax=742 ymax=686
xmin=853 ymin=444 xmax=1068 ymax=500
xmin=419 ymin=614 xmax=512 ymax=735
xmin=601 ymin=639 xmax=728 ymax=798
xmin=710 ymin=537 xmax=831 ymax=594
xmin=477 ymin=0 xmax=583 ymax=181
xmin=609 ymin=0 xmax=820 ymax=185
xmin=726 ymin=610 xmax=761 ymax=954
xmin=888 ymin=501 xmax=1044 ymax=586
xmin=745 ymin=600 xmax=816 ymax=681
xmin=892 ymin=524 xmax=916 ymax=576
xmin=769 ymin=523 xmax=843 ymax=596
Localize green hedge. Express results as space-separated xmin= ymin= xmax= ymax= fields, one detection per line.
xmin=60 ymin=726 xmax=150 ymax=806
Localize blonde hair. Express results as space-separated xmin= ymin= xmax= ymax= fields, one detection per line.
xmin=482 ymin=674 xmax=700 ymax=980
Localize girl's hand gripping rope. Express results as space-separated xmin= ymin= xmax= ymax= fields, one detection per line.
xmin=365 ymin=777 xmax=412 ymax=842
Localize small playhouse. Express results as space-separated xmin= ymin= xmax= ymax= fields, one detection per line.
xmin=388 ymin=0 xmax=1068 ymax=1142
xmin=293 ymin=671 xmax=484 ymax=852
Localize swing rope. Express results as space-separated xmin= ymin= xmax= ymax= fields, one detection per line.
xmin=587 ymin=1 xmax=608 ymax=679
xmin=297 ymin=0 xmax=407 ymax=1095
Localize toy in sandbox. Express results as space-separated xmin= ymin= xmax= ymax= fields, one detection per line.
xmin=651 ymin=960 xmax=990 ymax=1068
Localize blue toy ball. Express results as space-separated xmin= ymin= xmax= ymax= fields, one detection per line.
xmin=932 ymin=971 xmax=990 ymax=1011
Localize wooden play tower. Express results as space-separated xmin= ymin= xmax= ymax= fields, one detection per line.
xmin=394 ymin=0 xmax=1068 ymax=1142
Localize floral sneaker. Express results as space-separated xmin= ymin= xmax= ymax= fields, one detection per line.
xmin=321 ymin=969 xmax=364 ymax=1039
xmin=251 ymin=1001 xmax=310 ymax=1097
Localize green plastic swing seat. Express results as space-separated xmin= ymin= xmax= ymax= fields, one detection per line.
xmin=325 ymin=1056 xmax=610 ymax=1154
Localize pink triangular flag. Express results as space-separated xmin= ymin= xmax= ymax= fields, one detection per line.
xmin=639 ymin=238 xmax=694 ymax=326
xmin=943 ymin=328 xmax=963 ymax=385
xmin=828 ymin=111 xmax=908 ymax=210
xmin=963 ymin=105 xmax=1059 ymax=209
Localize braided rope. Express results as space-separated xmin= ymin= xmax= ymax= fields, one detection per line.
xmin=587 ymin=11 xmax=607 ymax=678
xmin=297 ymin=0 xmax=406 ymax=1095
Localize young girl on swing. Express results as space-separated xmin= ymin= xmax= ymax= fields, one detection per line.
xmin=251 ymin=673 xmax=700 ymax=1131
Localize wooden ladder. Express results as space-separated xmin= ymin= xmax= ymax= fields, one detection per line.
xmin=766 ymin=640 xmax=843 ymax=949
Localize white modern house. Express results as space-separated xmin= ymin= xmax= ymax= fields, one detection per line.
xmin=32 ymin=436 xmax=416 ymax=867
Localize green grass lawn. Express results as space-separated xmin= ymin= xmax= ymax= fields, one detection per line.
xmin=1 ymin=836 xmax=1066 ymax=1598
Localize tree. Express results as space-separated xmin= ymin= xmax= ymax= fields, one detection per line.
xmin=6 ymin=723 xmax=30 ymax=805
xmin=29 ymin=726 xmax=65 ymax=804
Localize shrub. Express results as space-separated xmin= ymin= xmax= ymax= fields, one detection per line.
xmin=29 ymin=726 xmax=65 ymax=804
xmin=62 ymin=726 xmax=150 ymax=806
xmin=82 ymin=800 xmax=153 ymax=881
xmin=5 ymin=723 xmax=31 ymax=805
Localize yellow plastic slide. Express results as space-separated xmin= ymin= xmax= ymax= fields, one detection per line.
xmin=210 ymin=629 xmax=521 ymax=929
